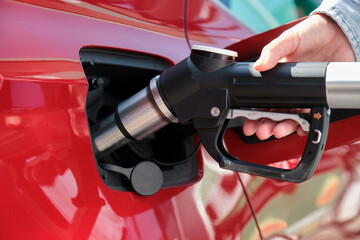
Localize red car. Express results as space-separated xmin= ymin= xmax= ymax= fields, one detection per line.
xmin=1 ymin=0 xmax=360 ymax=239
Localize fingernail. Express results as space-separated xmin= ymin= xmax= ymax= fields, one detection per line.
xmin=254 ymin=57 xmax=264 ymax=67
xmin=254 ymin=55 xmax=267 ymax=70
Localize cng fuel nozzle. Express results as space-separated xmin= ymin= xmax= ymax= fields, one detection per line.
xmin=92 ymin=45 xmax=360 ymax=183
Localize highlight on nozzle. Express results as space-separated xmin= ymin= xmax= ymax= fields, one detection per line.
xmin=325 ymin=62 xmax=360 ymax=109
xmin=191 ymin=45 xmax=238 ymax=60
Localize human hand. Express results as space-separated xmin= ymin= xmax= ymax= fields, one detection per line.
xmin=243 ymin=14 xmax=355 ymax=140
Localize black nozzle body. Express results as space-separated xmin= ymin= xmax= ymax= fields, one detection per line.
xmin=158 ymin=46 xmax=328 ymax=123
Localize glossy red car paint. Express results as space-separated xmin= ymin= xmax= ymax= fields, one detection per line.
xmin=1 ymin=0 xmax=360 ymax=239
xmin=0 ymin=0 xmax=260 ymax=239
xmin=186 ymin=0 xmax=254 ymax=48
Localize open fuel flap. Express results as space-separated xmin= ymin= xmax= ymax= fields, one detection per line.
xmin=80 ymin=48 xmax=201 ymax=196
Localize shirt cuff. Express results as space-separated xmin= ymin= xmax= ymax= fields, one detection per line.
xmin=311 ymin=0 xmax=360 ymax=61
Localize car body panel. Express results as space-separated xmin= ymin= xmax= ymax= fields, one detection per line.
xmin=0 ymin=0 xmax=188 ymax=62
xmin=185 ymin=0 xmax=254 ymax=48
xmin=1 ymin=0 xmax=359 ymax=239
xmin=0 ymin=0 xmax=261 ymax=239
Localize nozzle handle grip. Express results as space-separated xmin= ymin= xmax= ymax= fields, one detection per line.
xmin=195 ymin=107 xmax=329 ymax=182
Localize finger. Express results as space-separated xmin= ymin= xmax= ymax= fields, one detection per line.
xmin=254 ymin=29 xmax=300 ymax=72
xmin=291 ymin=108 xmax=310 ymax=137
xmin=243 ymin=119 xmax=264 ymax=136
xmin=296 ymin=126 xmax=308 ymax=137
xmin=256 ymin=119 xmax=277 ymax=140
xmin=273 ymin=119 xmax=299 ymax=138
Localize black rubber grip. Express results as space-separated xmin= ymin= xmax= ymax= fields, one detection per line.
xmin=228 ymin=62 xmax=328 ymax=108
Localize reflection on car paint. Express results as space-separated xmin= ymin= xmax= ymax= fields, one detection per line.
xmin=1 ymin=0 xmax=360 ymax=239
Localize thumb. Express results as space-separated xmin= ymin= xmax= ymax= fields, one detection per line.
xmin=254 ymin=30 xmax=299 ymax=72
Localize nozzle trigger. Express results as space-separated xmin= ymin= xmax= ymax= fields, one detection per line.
xmin=226 ymin=109 xmax=310 ymax=132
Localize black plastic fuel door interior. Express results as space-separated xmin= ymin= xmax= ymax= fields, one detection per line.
xmin=79 ymin=47 xmax=200 ymax=196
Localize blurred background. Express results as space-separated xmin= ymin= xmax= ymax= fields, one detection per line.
xmin=216 ymin=0 xmax=322 ymax=33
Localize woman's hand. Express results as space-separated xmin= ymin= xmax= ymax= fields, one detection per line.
xmin=243 ymin=14 xmax=355 ymax=140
